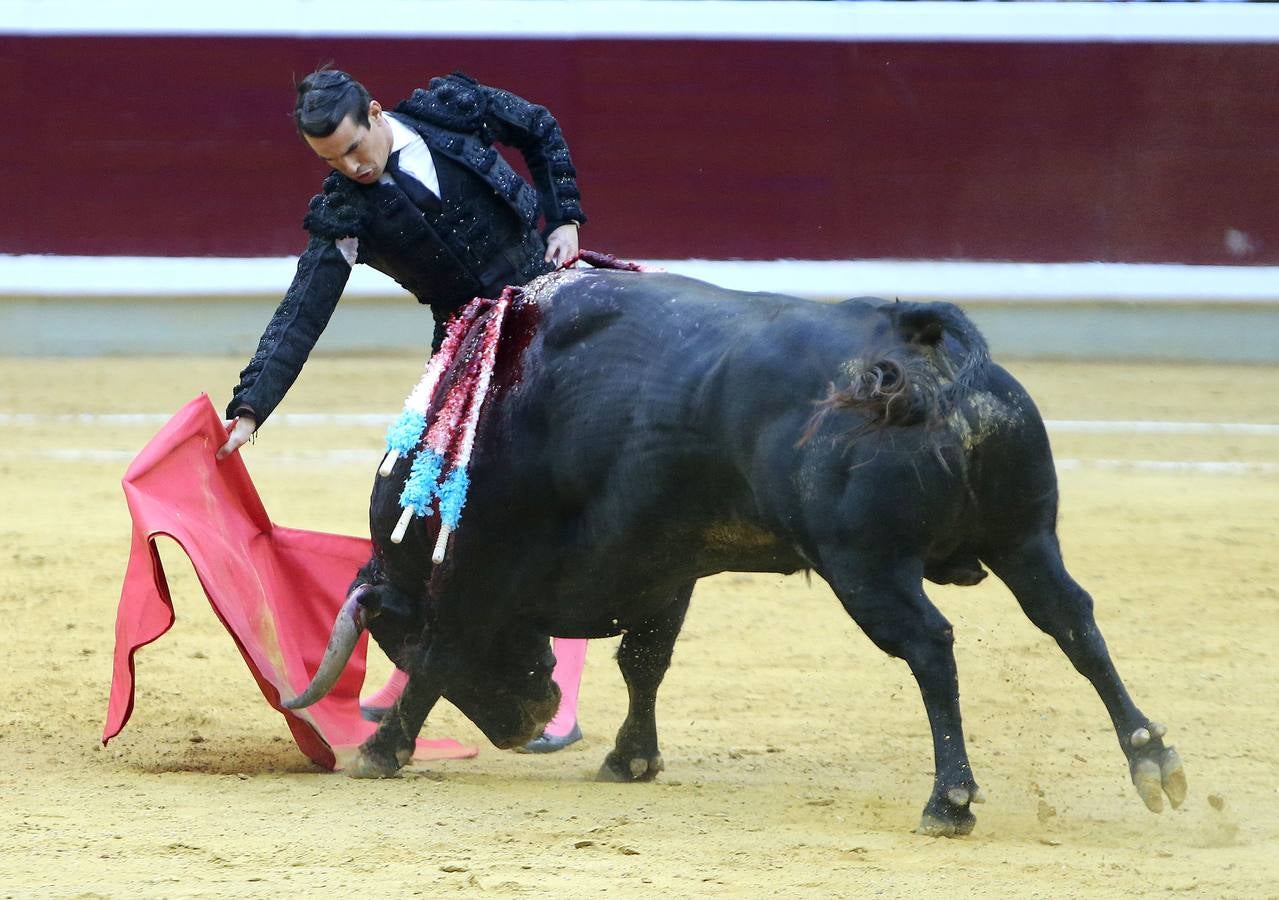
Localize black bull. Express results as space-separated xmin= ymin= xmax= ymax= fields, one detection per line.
xmin=287 ymin=267 xmax=1186 ymax=836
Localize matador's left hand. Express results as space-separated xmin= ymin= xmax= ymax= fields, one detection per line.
xmin=544 ymin=223 xmax=580 ymax=268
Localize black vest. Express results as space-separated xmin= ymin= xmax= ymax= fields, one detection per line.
xmin=304 ymin=124 xmax=553 ymax=318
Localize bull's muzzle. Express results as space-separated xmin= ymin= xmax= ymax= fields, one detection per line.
xmin=282 ymin=585 xmax=374 ymax=710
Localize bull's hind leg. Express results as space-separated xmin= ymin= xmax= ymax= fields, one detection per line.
xmin=818 ymin=549 xmax=983 ymax=836
xmin=983 ymin=533 xmax=1187 ymax=813
xmin=597 ymin=582 xmax=694 ymax=783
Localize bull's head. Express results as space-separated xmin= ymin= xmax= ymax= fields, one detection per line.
xmin=444 ymin=644 xmax=561 ymax=749
xmin=284 ymin=583 xmax=560 ymax=749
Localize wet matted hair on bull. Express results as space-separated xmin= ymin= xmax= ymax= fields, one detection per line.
xmin=294 ymin=67 xmax=372 ymax=138
xmin=798 ymin=300 xmax=991 ymax=451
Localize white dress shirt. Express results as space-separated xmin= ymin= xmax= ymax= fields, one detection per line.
xmin=382 ymin=111 xmax=441 ymax=198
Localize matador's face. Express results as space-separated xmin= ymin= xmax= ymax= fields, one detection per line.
xmin=304 ymin=100 xmax=394 ymax=185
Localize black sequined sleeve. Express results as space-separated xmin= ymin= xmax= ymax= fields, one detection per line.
xmin=478 ymin=84 xmax=587 ymax=233
xmin=225 ymin=235 xmax=352 ymax=425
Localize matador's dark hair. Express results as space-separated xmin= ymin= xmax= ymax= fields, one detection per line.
xmin=293 ymin=68 xmax=372 ymax=138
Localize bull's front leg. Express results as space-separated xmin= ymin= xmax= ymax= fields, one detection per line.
xmin=819 ymin=549 xmax=983 ymax=836
xmin=984 ymin=533 xmax=1187 ymax=813
xmin=347 ymin=643 xmax=449 ymax=779
xmin=597 ymin=582 xmax=694 ymax=783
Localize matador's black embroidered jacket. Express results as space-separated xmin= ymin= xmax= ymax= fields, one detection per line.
xmin=226 ymin=72 xmax=587 ymax=425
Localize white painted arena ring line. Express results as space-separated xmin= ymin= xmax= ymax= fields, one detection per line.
xmin=5 ymin=1 xmax=1279 ymax=43
xmin=1047 ymin=421 xmax=1279 ymax=437
xmin=3 ymin=414 xmax=1276 ymax=475
xmin=2 ymin=447 xmax=1276 ymax=476
xmin=0 ymin=412 xmax=394 ymax=428
xmin=1053 ymin=459 xmax=1279 ymax=476
xmin=6 ymin=448 xmax=374 ymax=465
xmin=4 ymin=413 xmax=1279 ymax=438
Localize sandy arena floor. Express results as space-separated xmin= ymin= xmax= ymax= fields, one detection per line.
xmin=1 ymin=354 xmax=1276 ymax=898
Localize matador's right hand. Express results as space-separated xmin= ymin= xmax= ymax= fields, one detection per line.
xmin=217 ymin=414 xmax=258 ymax=459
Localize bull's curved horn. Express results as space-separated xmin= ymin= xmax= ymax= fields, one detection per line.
xmin=282 ymin=587 xmax=372 ymax=710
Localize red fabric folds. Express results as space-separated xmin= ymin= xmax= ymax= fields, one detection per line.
xmin=103 ymin=394 xmax=477 ymax=769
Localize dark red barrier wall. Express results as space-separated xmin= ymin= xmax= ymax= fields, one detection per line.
xmin=4 ymin=36 xmax=1277 ymax=263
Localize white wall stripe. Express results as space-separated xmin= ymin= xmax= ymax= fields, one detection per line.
xmin=3 ymin=413 xmax=1278 ymax=436
xmin=5 ymin=1 xmax=1279 ymax=43
xmin=4 ymin=256 xmax=1279 ymax=304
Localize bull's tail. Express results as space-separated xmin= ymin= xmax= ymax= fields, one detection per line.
xmin=818 ymin=300 xmax=990 ymax=434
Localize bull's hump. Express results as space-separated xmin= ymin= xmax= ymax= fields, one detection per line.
xmin=532 ymin=268 xmax=691 ymax=350
xmin=521 ymin=267 xmax=588 ymax=307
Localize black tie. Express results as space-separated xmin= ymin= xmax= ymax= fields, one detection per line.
xmin=384 ymin=150 xmax=442 ymax=213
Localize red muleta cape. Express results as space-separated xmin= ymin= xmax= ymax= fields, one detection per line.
xmin=102 ymin=394 xmax=476 ymax=768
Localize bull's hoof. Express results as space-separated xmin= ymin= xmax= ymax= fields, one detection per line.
xmin=596 ymin=750 xmax=664 ymax=783
xmin=345 ymin=745 xmax=408 ymax=779
xmin=1128 ymin=724 xmax=1187 ymax=813
xmin=916 ymin=785 xmax=982 ymax=837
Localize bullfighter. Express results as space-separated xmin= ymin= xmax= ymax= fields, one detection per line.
xmin=217 ymin=67 xmax=589 ymax=751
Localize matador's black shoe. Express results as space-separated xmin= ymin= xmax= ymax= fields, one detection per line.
xmin=516 ymin=722 xmax=582 ymax=753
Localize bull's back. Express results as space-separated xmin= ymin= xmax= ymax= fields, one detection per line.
xmin=527 ymin=269 xmax=892 ymax=413
xmin=497 ymin=271 xmax=905 ymax=521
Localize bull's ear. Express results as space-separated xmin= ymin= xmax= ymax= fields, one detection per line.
xmin=355 ymin=585 xmax=383 ymax=617
xmin=359 ymin=581 xmax=420 ymax=620
xmin=893 ymin=305 xmax=945 ymax=347
xmin=911 ymin=320 xmax=944 ymax=346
